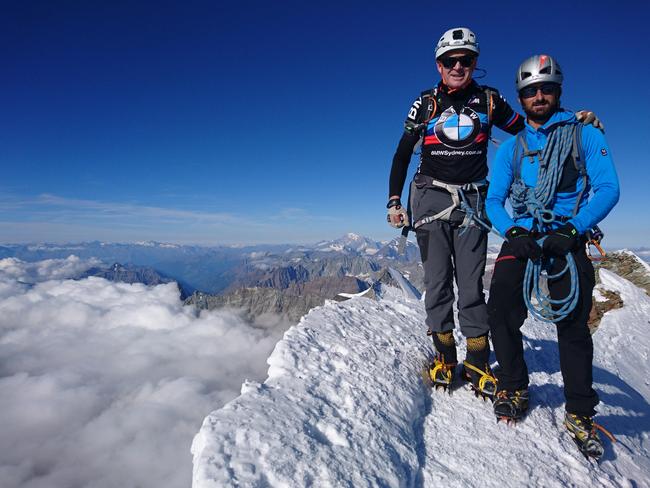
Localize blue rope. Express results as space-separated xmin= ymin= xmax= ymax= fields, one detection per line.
xmin=509 ymin=123 xmax=581 ymax=323
xmin=455 ymin=132 xmax=580 ymax=323
xmin=458 ymin=186 xmax=500 ymax=237
xmin=510 ymin=124 xmax=576 ymax=224
xmin=522 ymin=236 xmax=580 ymax=324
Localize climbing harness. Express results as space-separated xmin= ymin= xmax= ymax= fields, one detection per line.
xmin=411 ymin=176 xmax=491 ymax=235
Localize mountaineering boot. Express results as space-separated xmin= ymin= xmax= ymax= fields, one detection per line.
xmin=493 ymin=389 xmax=529 ymax=423
xmin=428 ymin=331 xmax=457 ymax=392
xmin=564 ymin=413 xmax=606 ymax=459
xmin=461 ymin=334 xmax=497 ymax=400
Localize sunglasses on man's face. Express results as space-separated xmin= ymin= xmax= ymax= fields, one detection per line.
xmin=438 ymin=55 xmax=475 ymax=69
xmin=519 ymin=83 xmax=560 ymax=99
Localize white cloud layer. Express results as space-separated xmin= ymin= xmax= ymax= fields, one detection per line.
xmin=0 ymin=257 xmax=286 ymax=488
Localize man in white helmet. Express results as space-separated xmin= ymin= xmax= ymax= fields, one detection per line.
xmin=486 ymin=54 xmax=619 ymax=458
xmin=386 ymin=28 xmax=599 ymax=400
xmin=387 ymin=27 xmax=524 ymax=399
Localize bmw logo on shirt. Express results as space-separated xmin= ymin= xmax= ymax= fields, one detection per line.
xmin=434 ymin=106 xmax=481 ymax=149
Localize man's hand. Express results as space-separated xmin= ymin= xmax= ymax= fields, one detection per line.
xmin=506 ymin=226 xmax=542 ymax=261
xmin=543 ymin=223 xmax=580 ymax=256
xmin=575 ymin=110 xmax=605 ymax=131
xmin=387 ymin=197 xmax=409 ymax=228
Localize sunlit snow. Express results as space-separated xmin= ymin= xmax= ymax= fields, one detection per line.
xmin=193 ymin=269 xmax=650 ymax=487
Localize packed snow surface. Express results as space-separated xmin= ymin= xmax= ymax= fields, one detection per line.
xmin=192 ymin=269 xmax=650 ymax=487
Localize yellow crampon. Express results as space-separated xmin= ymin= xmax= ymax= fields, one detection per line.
xmin=428 ymin=356 xmax=456 ymax=392
xmin=462 ymin=361 xmax=498 ymax=399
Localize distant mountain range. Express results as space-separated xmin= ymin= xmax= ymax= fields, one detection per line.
xmin=3 ymin=236 xmax=648 ymax=326
xmin=0 ymin=235 xmax=421 ymax=321
xmin=0 ymin=233 xmax=421 ymax=290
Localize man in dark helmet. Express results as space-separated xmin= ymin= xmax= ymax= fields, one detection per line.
xmin=486 ymin=54 xmax=619 ymax=458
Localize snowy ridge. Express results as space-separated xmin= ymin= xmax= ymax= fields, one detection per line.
xmin=388 ymin=267 xmax=422 ymax=301
xmin=191 ymin=286 xmax=429 ymax=486
xmin=192 ymin=273 xmax=650 ymax=487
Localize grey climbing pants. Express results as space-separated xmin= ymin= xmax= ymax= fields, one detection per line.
xmin=411 ymin=176 xmax=489 ymax=338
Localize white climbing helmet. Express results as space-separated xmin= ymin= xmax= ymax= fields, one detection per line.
xmin=435 ymin=27 xmax=480 ymax=59
xmin=516 ymin=54 xmax=564 ymax=91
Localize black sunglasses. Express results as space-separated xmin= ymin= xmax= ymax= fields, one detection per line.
xmin=519 ymin=83 xmax=560 ymax=99
xmin=438 ymin=55 xmax=475 ymax=69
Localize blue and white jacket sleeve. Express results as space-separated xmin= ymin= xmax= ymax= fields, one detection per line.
xmin=486 ymin=138 xmax=517 ymax=236
xmin=568 ymin=125 xmax=620 ymax=233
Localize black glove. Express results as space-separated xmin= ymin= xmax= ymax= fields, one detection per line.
xmin=543 ymin=223 xmax=580 ymax=256
xmin=506 ymin=226 xmax=542 ymax=261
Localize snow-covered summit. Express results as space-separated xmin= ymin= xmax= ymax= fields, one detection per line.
xmin=314 ymin=233 xmax=382 ymax=254
xmin=192 ymin=271 xmax=650 ymax=487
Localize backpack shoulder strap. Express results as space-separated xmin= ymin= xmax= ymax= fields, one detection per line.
xmin=419 ymin=87 xmax=438 ymax=124
xmin=513 ymin=129 xmax=531 ymax=180
xmin=483 ymin=87 xmax=494 ymax=127
xmin=570 ymin=124 xmax=589 ymax=216
xmin=571 ymin=124 xmax=587 ymax=176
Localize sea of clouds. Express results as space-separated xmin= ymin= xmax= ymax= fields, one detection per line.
xmin=0 ymin=256 xmax=288 ymax=488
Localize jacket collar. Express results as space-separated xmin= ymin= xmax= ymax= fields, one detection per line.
xmin=525 ymin=108 xmax=577 ymax=134
xmin=437 ymin=79 xmax=479 ymax=98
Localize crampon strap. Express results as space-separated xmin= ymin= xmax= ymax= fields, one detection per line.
xmin=462 ymin=361 xmax=497 ymax=392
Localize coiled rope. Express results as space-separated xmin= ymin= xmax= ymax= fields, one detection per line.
xmin=510 ymin=123 xmax=576 ymax=224
xmin=510 ymin=123 xmax=581 ymax=323
xmin=523 ymin=237 xmax=580 ymax=323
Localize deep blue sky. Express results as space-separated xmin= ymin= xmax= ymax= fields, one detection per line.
xmin=1 ymin=0 xmax=648 ymax=247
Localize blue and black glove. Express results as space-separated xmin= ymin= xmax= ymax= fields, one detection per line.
xmin=543 ymin=223 xmax=580 ymax=256
xmin=506 ymin=226 xmax=542 ymax=261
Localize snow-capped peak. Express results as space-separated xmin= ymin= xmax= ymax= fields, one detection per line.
xmin=314 ymin=234 xmax=382 ymax=254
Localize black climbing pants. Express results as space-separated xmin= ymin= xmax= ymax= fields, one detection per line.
xmin=487 ymin=241 xmax=599 ymax=416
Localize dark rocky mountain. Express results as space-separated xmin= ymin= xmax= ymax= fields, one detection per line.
xmin=187 ymin=276 xmax=369 ymax=323
xmin=80 ymin=263 xmax=192 ymax=299
xmin=180 ymin=234 xmax=426 ymax=321
xmin=82 ymin=262 xmax=170 ymax=284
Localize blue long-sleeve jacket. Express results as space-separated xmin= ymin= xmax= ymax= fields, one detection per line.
xmin=486 ymin=109 xmax=620 ymax=235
